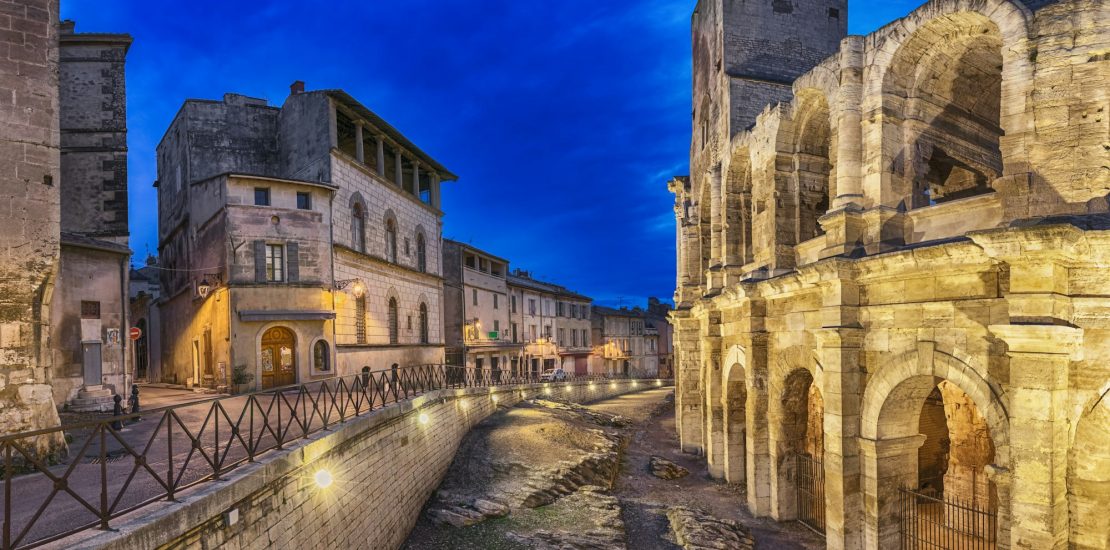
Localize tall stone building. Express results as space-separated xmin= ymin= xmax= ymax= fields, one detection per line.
xmin=670 ymin=0 xmax=1109 ymax=549
xmin=52 ymin=20 xmax=132 ymax=410
xmin=156 ymin=85 xmax=454 ymax=389
xmin=507 ymin=270 xmax=592 ymax=376
xmin=0 ymin=0 xmax=64 ymax=445
xmin=442 ymin=240 xmax=522 ymax=374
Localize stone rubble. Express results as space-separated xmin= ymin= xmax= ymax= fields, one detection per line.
xmin=649 ymin=455 xmax=690 ymax=480
xmin=505 ymin=486 xmax=626 ymax=550
xmin=667 ymin=506 xmax=755 ymax=550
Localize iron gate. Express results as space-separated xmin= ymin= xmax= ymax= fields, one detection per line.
xmin=899 ymin=487 xmax=996 ymax=550
xmin=796 ymin=453 xmax=826 ymax=536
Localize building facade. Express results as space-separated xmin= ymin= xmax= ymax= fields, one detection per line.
xmin=442 ymin=240 xmax=520 ymax=375
xmin=591 ymin=304 xmax=665 ymax=377
xmin=507 ymin=270 xmax=592 ymax=376
xmin=52 ymin=20 xmax=132 ymax=410
xmin=157 ymin=85 xmax=454 ymax=390
xmin=671 ymin=1 xmax=1110 ymax=550
xmin=129 ymin=258 xmax=162 ymax=383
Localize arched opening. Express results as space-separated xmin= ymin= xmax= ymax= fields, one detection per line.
xmin=387 ymin=297 xmax=399 ymax=344
xmin=791 ymin=91 xmax=834 ymax=242
xmin=697 ymin=182 xmax=712 ymax=285
xmin=418 ymin=302 xmax=429 ymax=344
xmin=774 ymin=369 xmax=826 ymax=532
xmin=873 ymin=376 xmax=997 ymax=549
xmin=1068 ymin=398 xmax=1110 ymax=550
xmin=883 ymin=14 xmax=1003 ymax=209
xmin=724 ymin=149 xmax=753 ymax=267
xmin=723 ymin=363 xmax=747 ymax=486
xmin=260 ymin=326 xmax=296 ymax=389
xmin=415 ymin=231 xmax=427 ymax=273
xmin=385 ymin=216 xmax=398 ymax=263
xmin=352 ymin=201 xmax=367 ymax=253
xmin=312 ymin=340 xmax=330 ymax=372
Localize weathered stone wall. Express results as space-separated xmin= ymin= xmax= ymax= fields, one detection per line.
xmin=62 ymin=379 xmax=671 ymax=550
xmin=0 ymin=0 xmax=63 ymax=444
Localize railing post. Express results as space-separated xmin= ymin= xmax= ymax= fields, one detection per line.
xmin=166 ymin=414 xmax=175 ymax=501
xmin=4 ymin=442 xmax=11 ymax=550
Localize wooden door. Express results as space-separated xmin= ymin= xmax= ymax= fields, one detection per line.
xmin=260 ymin=326 xmax=296 ymax=389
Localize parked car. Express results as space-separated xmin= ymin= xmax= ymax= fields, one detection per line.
xmin=540 ymin=368 xmax=567 ymax=382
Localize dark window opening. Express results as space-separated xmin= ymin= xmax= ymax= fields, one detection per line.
xmin=336 ymin=110 xmax=357 ymax=158
xmin=254 ymin=187 xmax=270 ymax=206
xmin=828 ymin=7 xmax=840 ymax=18
xmin=296 ymin=192 xmax=311 ymax=210
xmin=81 ymin=301 xmax=101 ymax=319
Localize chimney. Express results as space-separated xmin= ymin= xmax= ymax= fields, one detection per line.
xmin=59 ymin=19 xmax=75 ymax=34
xmin=290 ymin=80 xmax=305 ymax=95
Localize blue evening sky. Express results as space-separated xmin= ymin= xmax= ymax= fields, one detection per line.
xmin=62 ymin=0 xmax=924 ymax=307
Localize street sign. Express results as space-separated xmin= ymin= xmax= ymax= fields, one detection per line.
xmin=129 ymin=327 xmax=142 ymax=341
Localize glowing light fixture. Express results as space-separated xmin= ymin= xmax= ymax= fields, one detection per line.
xmin=492 ymin=395 xmax=499 ymax=403
xmin=418 ymin=412 xmax=430 ymax=425
xmin=314 ymin=469 xmax=333 ymax=489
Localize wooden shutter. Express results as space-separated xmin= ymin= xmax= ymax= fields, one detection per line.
xmin=286 ymin=241 xmax=299 ymax=282
xmin=253 ymin=240 xmax=266 ymax=282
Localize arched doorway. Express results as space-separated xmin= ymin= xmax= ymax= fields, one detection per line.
xmin=1069 ymin=397 xmax=1110 ymax=550
xmin=870 ymin=375 xmax=998 ymax=549
xmin=774 ymin=369 xmax=825 ymax=534
xmin=260 ymin=326 xmax=296 ymax=389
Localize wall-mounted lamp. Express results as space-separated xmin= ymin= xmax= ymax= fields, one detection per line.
xmin=197 ymin=273 xmax=222 ymax=298
xmin=335 ymin=279 xmax=366 ymax=297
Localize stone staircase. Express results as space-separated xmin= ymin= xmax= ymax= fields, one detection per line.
xmin=69 ymin=385 xmax=116 ymax=412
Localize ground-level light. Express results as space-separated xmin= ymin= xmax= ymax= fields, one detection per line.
xmin=314 ymin=469 xmax=333 ymax=489
xmin=418 ymin=412 xmax=430 ymax=425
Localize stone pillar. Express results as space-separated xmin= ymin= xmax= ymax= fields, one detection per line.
xmin=375 ymin=137 xmax=385 ymax=176
xmin=412 ymin=162 xmax=420 ymax=196
xmin=672 ymin=313 xmax=704 ymax=454
xmin=745 ymin=331 xmax=772 ymax=515
xmin=859 ymin=434 xmax=926 ymax=550
xmin=832 ymin=36 xmax=864 ymax=209
xmin=816 ymin=326 xmax=865 ymax=550
xmin=354 ymin=123 xmax=365 ymax=163
xmin=431 ymin=173 xmax=441 ymax=209
xmin=989 ymin=324 xmax=1080 ymax=550
xmin=702 ymin=329 xmax=724 ymax=478
xmin=394 ymin=150 xmax=403 ymax=187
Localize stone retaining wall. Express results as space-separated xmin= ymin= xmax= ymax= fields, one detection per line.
xmin=62 ymin=379 xmax=670 ymax=550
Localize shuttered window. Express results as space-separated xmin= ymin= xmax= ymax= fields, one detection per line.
xmin=286 ymin=241 xmax=299 ymax=282
xmin=419 ymin=303 xmax=429 ymax=344
xmin=265 ymin=244 xmax=284 ymax=282
xmin=416 ymin=232 xmax=426 ymax=272
xmin=355 ymin=296 xmax=367 ymax=344
xmin=388 ymin=297 xmax=399 ymax=344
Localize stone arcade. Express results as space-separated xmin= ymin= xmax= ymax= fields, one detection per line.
xmin=670 ymin=0 xmax=1109 ymax=549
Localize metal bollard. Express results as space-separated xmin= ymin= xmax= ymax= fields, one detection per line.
xmin=111 ymin=394 xmax=124 ymax=431
xmin=129 ymin=384 xmax=141 ymax=420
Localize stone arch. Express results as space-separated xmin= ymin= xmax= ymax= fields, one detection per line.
xmin=1068 ymin=392 xmax=1110 ymax=550
xmin=722 ymin=345 xmax=747 ymax=485
xmin=767 ymin=347 xmax=825 ymax=523
xmin=349 ymin=191 xmax=368 ymax=253
xmin=788 ymin=89 xmax=836 ymax=242
xmin=723 ymin=145 xmax=753 ymax=267
xmin=864 ymin=0 xmax=1033 ymax=210
xmin=860 ymin=345 xmax=1010 ymax=549
xmin=383 ymin=209 xmax=399 ymax=263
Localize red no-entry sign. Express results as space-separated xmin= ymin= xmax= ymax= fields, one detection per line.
xmin=129 ymin=327 xmax=142 ymax=341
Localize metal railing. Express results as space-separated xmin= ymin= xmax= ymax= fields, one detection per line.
xmin=899 ymin=486 xmax=997 ymax=550
xmin=795 ymin=453 xmax=826 ymax=537
xmin=0 ymin=364 xmax=655 ymax=549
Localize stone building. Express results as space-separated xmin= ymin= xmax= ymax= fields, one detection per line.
xmin=442 ymin=239 xmax=521 ymax=375
xmin=0 ymin=0 xmax=65 ymax=445
xmin=507 ymin=270 xmax=592 ymax=376
xmin=129 ymin=257 xmax=162 ymax=383
xmin=646 ymin=297 xmax=675 ymax=378
xmin=156 ymin=84 xmax=454 ymax=390
xmin=52 ymin=20 xmax=132 ymax=410
xmin=670 ymin=0 xmax=1109 ymax=549
xmin=591 ymin=304 xmax=661 ymax=377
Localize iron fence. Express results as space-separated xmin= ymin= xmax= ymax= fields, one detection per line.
xmin=795 ymin=453 xmax=826 ymax=536
xmin=0 ymin=364 xmax=659 ymax=549
xmin=899 ymin=486 xmax=997 ymax=550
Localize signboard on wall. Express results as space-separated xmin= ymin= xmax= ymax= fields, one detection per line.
xmin=105 ymin=328 xmax=121 ymax=348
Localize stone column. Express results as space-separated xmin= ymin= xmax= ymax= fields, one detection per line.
xmin=744 ymin=330 xmax=772 ymax=516
xmin=832 ymin=36 xmax=864 ymax=209
xmin=431 ymin=173 xmax=441 ymax=209
xmin=859 ymin=434 xmax=926 ymax=549
xmin=394 ymin=150 xmax=403 ymax=187
xmin=673 ymin=312 xmax=704 ymax=454
xmin=412 ymin=162 xmax=420 ymax=196
xmin=702 ymin=326 xmax=724 ymax=478
xmin=815 ymin=326 xmax=865 ymax=550
xmin=989 ymin=324 xmax=1081 ymax=550
xmin=354 ymin=123 xmax=365 ymax=163
xmin=375 ymin=136 xmax=385 ymax=176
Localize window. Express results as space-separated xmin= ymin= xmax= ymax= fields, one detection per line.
xmin=416 ymin=233 xmax=426 ymax=272
xmin=296 ymin=192 xmax=311 ymax=210
xmin=388 ymin=297 xmax=399 ymax=344
xmin=254 ymin=187 xmax=270 ymax=206
xmin=557 ymin=328 xmax=565 ymax=345
xmin=582 ymin=329 xmax=588 ymax=347
xmin=355 ymin=296 xmax=367 ymax=344
xmin=385 ymin=217 xmax=397 ymax=263
xmin=511 ymin=322 xmax=518 ymax=343
xmin=80 ymin=300 xmax=101 ymax=319
xmin=529 ymin=299 xmax=536 ymax=315
xmin=572 ymin=329 xmax=578 ymax=347
xmin=404 ymin=238 xmax=410 ymax=256
xmin=494 ymin=320 xmax=500 ymax=333
xmin=352 ymin=203 xmax=366 ymax=252
xmin=511 ymin=295 xmax=517 ymax=313
xmin=265 ymin=244 xmax=284 ymax=282
xmin=419 ymin=303 xmax=429 ymax=344
xmin=544 ymin=325 xmax=551 ymax=338
xmin=557 ymin=302 xmax=565 ymax=317
xmin=313 ymin=340 xmax=330 ymax=371
xmin=493 ymin=294 xmax=499 ymax=310
xmin=472 ymin=289 xmax=478 ymax=306
xmin=570 ymin=304 xmax=577 ymax=318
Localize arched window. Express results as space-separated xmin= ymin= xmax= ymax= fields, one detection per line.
xmin=313 ymin=340 xmax=330 ymax=371
xmin=385 ymin=217 xmax=397 ymax=263
xmin=355 ymin=295 xmax=367 ymax=344
xmin=352 ymin=202 xmax=366 ymax=253
xmin=419 ymin=302 xmax=429 ymax=344
xmin=388 ymin=297 xmax=399 ymax=344
xmin=416 ymin=232 xmax=427 ymax=273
